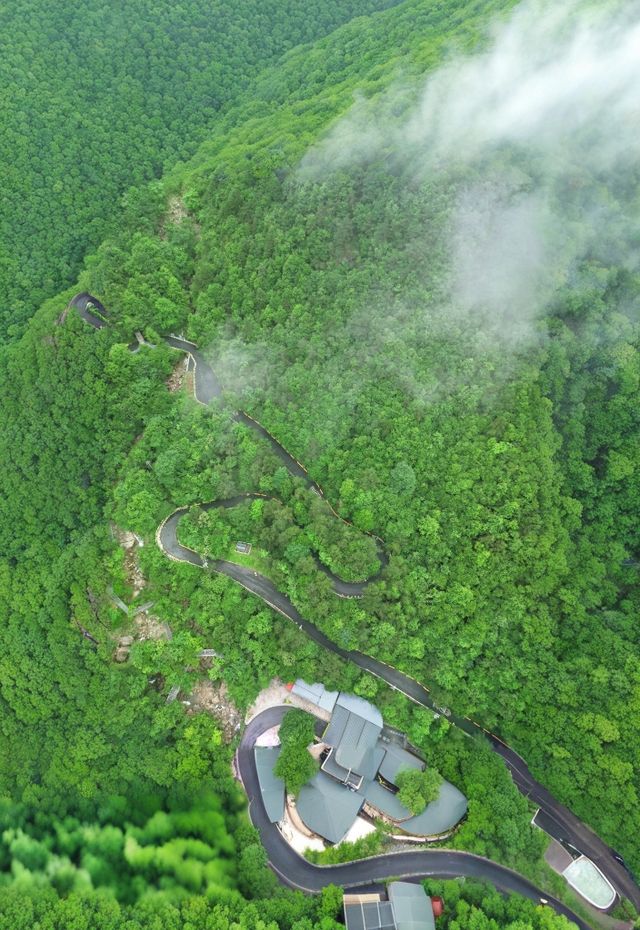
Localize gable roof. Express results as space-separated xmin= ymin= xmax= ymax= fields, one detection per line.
xmin=296 ymin=770 xmax=364 ymax=844
xmin=323 ymin=694 xmax=383 ymax=778
xmin=254 ymin=747 xmax=285 ymax=823
xmin=334 ymin=713 xmax=384 ymax=777
xmin=388 ymin=882 xmax=435 ymax=930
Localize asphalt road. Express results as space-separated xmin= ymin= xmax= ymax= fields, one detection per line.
xmin=69 ymin=293 xmax=640 ymax=911
xmin=68 ymin=291 xmax=109 ymax=328
xmin=161 ymin=337 xmax=386 ymax=596
xmin=239 ymin=707 xmax=591 ymax=930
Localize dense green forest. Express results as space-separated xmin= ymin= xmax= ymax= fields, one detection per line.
xmin=0 ymin=877 xmax=576 ymax=930
xmin=0 ymin=0 xmax=405 ymax=338
xmin=82 ymin=0 xmax=639 ymax=865
xmin=0 ymin=0 xmax=638 ymax=925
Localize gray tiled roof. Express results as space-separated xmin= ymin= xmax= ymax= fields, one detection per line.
xmin=378 ymin=744 xmax=424 ymax=786
xmin=388 ymin=882 xmax=435 ymax=930
xmin=254 ymin=747 xmax=285 ymax=823
xmin=363 ymin=779 xmax=412 ymax=821
xmin=296 ymin=770 xmax=364 ymax=844
xmin=344 ymin=900 xmax=396 ymax=930
xmin=323 ymin=703 xmax=350 ymax=748
xmin=336 ymin=691 xmax=383 ymax=726
xmin=292 ymin=680 xmax=339 ymax=713
xmin=400 ymin=780 xmax=468 ymax=836
xmin=322 ymin=747 xmax=359 ymax=785
xmin=323 ymin=696 xmax=383 ymax=779
xmin=288 ymin=685 xmax=467 ymax=844
xmin=335 ymin=715 xmax=384 ymax=777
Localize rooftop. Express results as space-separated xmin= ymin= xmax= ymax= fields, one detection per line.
xmin=364 ymin=778 xmax=412 ymax=821
xmin=562 ymin=856 xmax=616 ymax=910
xmin=322 ymin=693 xmax=383 ymax=782
xmin=296 ymin=770 xmax=364 ymax=845
xmin=400 ymin=780 xmax=468 ymax=837
xmin=323 ymin=704 xmax=385 ymax=782
xmin=254 ymin=746 xmax=285 ymax=823
xmin=278 ymin=681 xmax=468 ymax=844
xmin=291 ymin=680 xmax=338 ymax=713
xmin=344 ymin=899 xmax=396 ymax=930
xmin=378 ymin=742 xmax=424 ymax=785
xmin=389 ymin=881 xmax=436 ymax=930
xmin=344 ymin=882 xmax=436 ymax=930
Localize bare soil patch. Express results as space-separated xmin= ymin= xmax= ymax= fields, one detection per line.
xmin=160 ymin=195 xmax=201 ymax=239
xmin=166 ymin=357 xmax=188 ymax=393
xmin=112 ymin=526 xmax=146 ymax=597
xmin=190 ymin=679 xmax=242 ymax=742
xmin=136 ymin=612 xmax=171 ymax=642
xmin=166 ymin=195 xmax=188 ymax=225
xmin=245 ymin=679 xmax=293 ymax=722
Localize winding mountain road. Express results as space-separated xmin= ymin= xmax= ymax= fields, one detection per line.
xmin=69 ymin=293 xmax=640 ymax=917
xmin=164 ymin=334 xmax=387 ymax=596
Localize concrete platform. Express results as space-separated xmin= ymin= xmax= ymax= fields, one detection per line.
xmin=545 ymin=839 xmax=574 ymax=874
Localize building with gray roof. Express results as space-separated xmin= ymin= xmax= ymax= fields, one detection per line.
xmin=363 ymin=779 xmax=412 ymax=821
xmin=254 ymin=747 xmax=285 ymax=823
xmin=400 ymin=781 xmax=468 ymax=836
xmin=267 ymin=682 xmax=467 ymax=845
xmin=388 ymin=882 xmax=436 ymax=930
xmin=296 ymin=770 xmax=365 ymax=844
xmin=378 ymin=743 xmax=423 ymax=785
xmin=344 ymin=898 xmax=396 ymax=930
xmin=344 ymin=882 xmax=435 ymax=930
xmin=291 ymin=679 xmax=338 ymax=713
xmin=321 ymin=692 xmax=384 ymax=787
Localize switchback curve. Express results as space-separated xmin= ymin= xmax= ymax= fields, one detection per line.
xmin=68 ymin=293 xmax=640 ymax=913
xmin=162 ymin=335 xmax=387 ymax=596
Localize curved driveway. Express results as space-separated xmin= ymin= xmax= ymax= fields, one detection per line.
xmin=69 ymin=293 xmax=640 ymax=913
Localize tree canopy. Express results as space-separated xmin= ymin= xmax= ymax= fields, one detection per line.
xmin=274 ymin=710 xmax=319 ymax=796
xmin=0 ymin=0 xmax=406 ymax=338
xmin=396 ymin=768 xmax=444 ymax=816
xmin=0 ymin=0 xmax=638 ymax=924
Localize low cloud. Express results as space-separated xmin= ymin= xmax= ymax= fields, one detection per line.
xmin=299 ymin=0 xmax=640 ymax=350
xmin=402 ymin=0 xmax=640 ymax=170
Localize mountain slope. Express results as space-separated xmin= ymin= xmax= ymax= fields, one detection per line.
xmin=0 ymin=0 xmax=638 ymax=909
xmin=0 ymin=0 xmax=405 ymax=338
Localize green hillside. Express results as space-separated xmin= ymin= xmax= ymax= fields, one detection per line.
xmin=0 ymin=0 xmax=638 ymax=925
xmin=0 ymin=0 xmax=404 ymax=339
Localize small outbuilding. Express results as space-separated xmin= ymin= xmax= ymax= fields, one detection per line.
xmin=344 ymin=882 xmax=437 ymax=930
